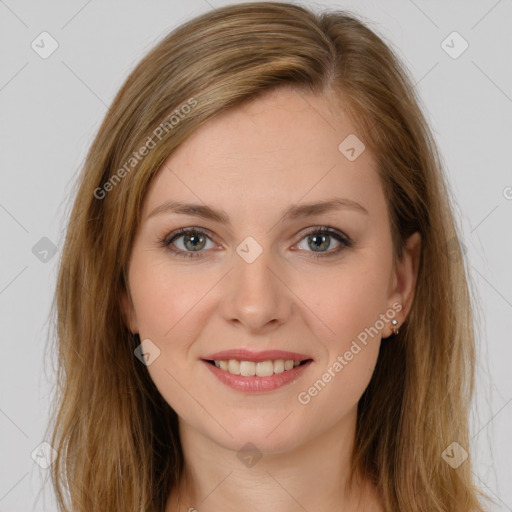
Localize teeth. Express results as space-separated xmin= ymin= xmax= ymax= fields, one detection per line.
xmin=212 ymin=359 xmax=306 ymax=376
xmin=228 ymin=359 xmax=240 ymax=375
xmin=273 ymin=360 xmax=284 ymax=373
xmin=256 ymin=361 xmax=274 ymax=377
xmin=240 ymin=361 xmax=256 ymax=376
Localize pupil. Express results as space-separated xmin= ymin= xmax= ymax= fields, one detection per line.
xmin=310 ymin=234 xmax=329 ymax=251
xmin=185 ymin=233 xmax=205 ymax=251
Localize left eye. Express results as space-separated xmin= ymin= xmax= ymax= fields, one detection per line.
xmin=295 ymin=228 xmax=349 ymax=256
xmin=161 ymin=226 xmax=352 ymax=259
xmin=166 ymin=229 xmax=215 ymax=255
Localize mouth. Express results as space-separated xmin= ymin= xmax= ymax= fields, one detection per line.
xmin=203 ymin=358 xmax=313 ymax=377
xmin=200 ymin=350 xmax=314 ymax=393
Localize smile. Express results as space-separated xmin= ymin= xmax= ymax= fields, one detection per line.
xmin=208 ymin=359 xmax=309 ymax=377
xmin=202 ymin=358 xmax=313 ymax=393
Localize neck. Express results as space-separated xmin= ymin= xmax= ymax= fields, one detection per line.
xmin=165 ymin=406 xmax=383 ymax=512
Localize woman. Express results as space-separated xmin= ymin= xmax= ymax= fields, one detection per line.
xmin=44 ymin=2 xmax=491 ymax=511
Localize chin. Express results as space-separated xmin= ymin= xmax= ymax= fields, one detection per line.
xmin=207 ymin=418 xmax=306 ymax=455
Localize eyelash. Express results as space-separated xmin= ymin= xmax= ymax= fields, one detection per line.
xmin=159 ymin=226 xmax=353 ymax=260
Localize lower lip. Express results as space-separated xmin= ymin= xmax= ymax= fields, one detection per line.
xmin=202 ymin=360 xmax=313 ymax=393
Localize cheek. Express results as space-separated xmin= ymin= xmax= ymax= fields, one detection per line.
xmin=293 ymin=252 xmax=390 ymax=403
xmin=295 ymin=264 xmax=387 ymax=415
xmin=128 ymin=258 xmax=212 ymax=421
xmin=129 ymin=257 xmax=211 ymax=339
xmin=302 ymin=255 xmax=391 ymax=342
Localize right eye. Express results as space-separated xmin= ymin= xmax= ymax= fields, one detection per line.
xmin=161 ymin=227 xmax=217 ymax=259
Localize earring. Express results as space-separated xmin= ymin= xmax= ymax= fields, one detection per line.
xmin=391 ymin=319 xmax=400 ymax=336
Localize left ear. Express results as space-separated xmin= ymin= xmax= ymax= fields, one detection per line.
xmin=386 ymin=231 xmax=422 ymax=335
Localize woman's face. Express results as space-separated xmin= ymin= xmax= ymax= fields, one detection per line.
xmin=123 ymin=87 xmax=420 ymax=453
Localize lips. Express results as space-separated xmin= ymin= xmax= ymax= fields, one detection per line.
xmin=203 ymin=358 xmax=313 ymax=393
xmin=201 ymin=348 xmax=314 ymax=393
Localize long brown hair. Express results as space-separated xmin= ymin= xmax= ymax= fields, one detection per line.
xmin=44 ymin=2 xmax=491 ymax=510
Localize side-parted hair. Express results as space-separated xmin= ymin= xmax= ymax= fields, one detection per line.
xmin=44 ymin=2 xmax=490 ymax=511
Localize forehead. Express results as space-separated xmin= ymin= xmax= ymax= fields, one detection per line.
xmin=142 ymin=87 xmax=385 ymax=222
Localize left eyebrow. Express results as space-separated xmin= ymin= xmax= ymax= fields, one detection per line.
xmin=146 ymin=197 xmax=369 ymax=225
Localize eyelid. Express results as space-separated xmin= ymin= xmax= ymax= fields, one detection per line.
xmin=162 ymin=227 xmax=221 ymax=250
xmin=295 ymin=225 xmax=351 ymax=244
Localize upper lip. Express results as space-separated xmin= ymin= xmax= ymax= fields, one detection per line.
xmin=202 ymin=349 xmax=313 ymax=363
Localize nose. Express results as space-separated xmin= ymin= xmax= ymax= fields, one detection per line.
xmin=219 ymin=246 xmax=292 ymax=333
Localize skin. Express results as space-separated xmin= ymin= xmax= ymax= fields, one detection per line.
xmin=122 ymin=86 xmax=421 ymax=512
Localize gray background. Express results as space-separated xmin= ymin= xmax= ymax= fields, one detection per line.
xmin=0 ymin=1 xmax=511 ymax=511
